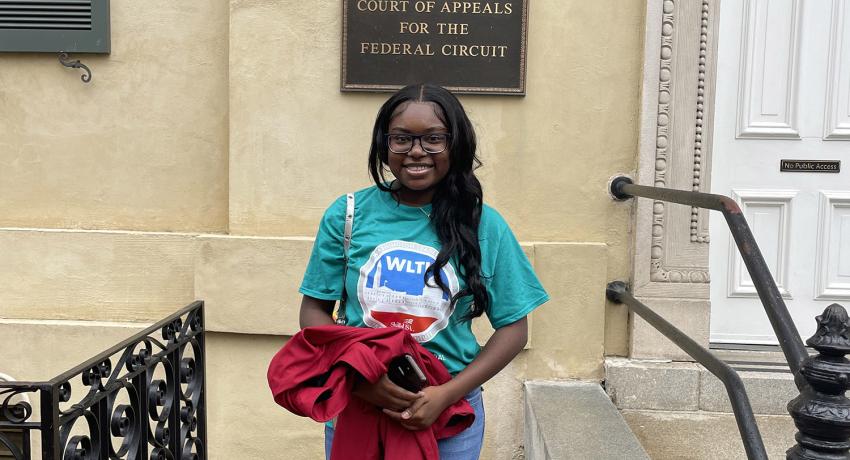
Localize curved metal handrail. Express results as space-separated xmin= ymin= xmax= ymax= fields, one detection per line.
xmin=610 ymin=176 xmax=808 ymax=385
xmin=606 ymin=281 xmax=768 ymax=460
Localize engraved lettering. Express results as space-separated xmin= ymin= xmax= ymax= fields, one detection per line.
xmin=357 ymin=0 xmax=410 ymax=12
xmin=414 ymin=0 xmax=436 ymax=12
xmin=436 ymin=22 xmax=469 ymax=34
xmin=360 ymin=42 xmax=435 ymax=55
xmin=780 ymin=160 xmax=840 ymax=173
xmin=345 ymin=0 xmax=524 ymax=92
xmin=441 ymin=43 xmax=508 ymax=57
xmin=400 ymin=21 xmax=430 ymax=34
xmin=439 ymin=1 xmax=512 ymax=14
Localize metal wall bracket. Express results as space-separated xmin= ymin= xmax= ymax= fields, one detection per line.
xmin=58 ymin=52 xmax=92 ymax=83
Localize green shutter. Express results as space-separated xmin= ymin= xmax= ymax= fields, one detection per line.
xmin=0 ymin=0 xmax=110 ymax=53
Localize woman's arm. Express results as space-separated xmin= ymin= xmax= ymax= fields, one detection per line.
xmin=299 ymin=295 xmax=335 ymax=328
xmin=384 ymin=316 xmax=528 ymax=429
xmin=443 ymin=316 xmax=528 ymax=400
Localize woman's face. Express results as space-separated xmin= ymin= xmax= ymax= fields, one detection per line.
xmin=386 ymin=101 xmax=452 ymax=206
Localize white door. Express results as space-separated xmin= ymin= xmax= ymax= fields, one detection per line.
xmin=710 ymin=0 xmax=850 ymax=344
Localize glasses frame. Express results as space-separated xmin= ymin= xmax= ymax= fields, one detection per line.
xmin=384 ymin=133 xmax=452 ymax=155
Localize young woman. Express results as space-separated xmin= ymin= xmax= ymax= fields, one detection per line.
xmin=298 ymin=83 xmax=548 ymax=459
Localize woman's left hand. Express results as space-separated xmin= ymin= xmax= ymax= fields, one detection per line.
xmin=382 ymin=384 xmax=454 ymax=430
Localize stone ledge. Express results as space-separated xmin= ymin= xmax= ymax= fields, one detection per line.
xmin=195 ymin=234 xmax=313 ymax=335
xmin=699 ymin=368 xmax=796 ymax=415
xmin=0 ymin=228 xmax=197 ymax=322
xmin=0 ymin=228 xmax=611 ymax=382
xmin=525 ymin=380 xmax=649 ymax=460
xmin=605 ymin=358 xmax=798 ymax=415
xmin=622 ymin=409 xmax=796 ymax=460
xmin=605 ymin=358 xmax=700 ymax=411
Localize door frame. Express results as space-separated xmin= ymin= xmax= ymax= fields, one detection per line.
xmin=630 ymin=0 xmax=720 ymax=359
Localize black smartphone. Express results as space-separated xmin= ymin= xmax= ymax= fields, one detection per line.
xmin=387 ymin=354 xmax=428 ymax=393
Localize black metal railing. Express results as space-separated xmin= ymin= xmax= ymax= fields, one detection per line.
xmin=609 ymin=176 xmax=850 ymax=460
xmin=0 ymin=301 xmax=206 ymax=460
xmin=606 ymin=281 xmax=769 ymax=459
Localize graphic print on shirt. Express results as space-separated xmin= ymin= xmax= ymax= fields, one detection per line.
xmin=357 ymin=240 xmax=459 ymax=343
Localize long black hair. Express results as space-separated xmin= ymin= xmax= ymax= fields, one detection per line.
xmin=367 ymin=83 xmax=488 ymax=320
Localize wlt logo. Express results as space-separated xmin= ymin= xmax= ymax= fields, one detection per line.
xmin=357 ymin=240 xmax=460 ymax=342
xmin=384 ymin=256 xmax=431 ymax=274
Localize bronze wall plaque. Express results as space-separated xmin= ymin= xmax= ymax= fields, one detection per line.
xmin=341 ymin=0 xmax=528 ymax=95
xmin=780 ymin=160 xmax=841 ymax=173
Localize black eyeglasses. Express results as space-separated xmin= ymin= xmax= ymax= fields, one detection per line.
xmin=385 ymin=133 xmax=451 ymax=154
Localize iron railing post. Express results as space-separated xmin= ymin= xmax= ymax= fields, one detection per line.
xmin=40 ymin=384 xmax=58 ymax=459
xmin=195 ymin=309 xmax=207 ymax=460
xmin=786 ymin=303 xmax=850 ymax=460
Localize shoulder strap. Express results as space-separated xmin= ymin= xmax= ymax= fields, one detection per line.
xmin=334 ymin=193 xmax=355 ymax=325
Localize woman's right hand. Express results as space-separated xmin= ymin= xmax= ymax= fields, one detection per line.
xmin=352 ymin=373 xmax=422 ymax=411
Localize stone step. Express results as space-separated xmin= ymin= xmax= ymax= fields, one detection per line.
xmin=622 ymin=409 xmax=796 ymax=459
xmin=524 ymin=381 xmax=649 ymax=460
xmin=604 ymin=357 xmax=798 ymax=415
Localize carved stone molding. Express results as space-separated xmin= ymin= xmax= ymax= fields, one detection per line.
xmin=633 ymin=0 xmax=718 ymax=299
xmin=690 ymin=0 xmax=711 ymax=244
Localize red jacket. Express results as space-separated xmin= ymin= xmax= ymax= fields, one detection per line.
xmin=267 ymin=325 xmax=475 ymax=460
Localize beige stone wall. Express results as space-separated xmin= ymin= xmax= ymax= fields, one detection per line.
xmin=227 ymin=0 xmax=643 ymax=242
xmin=0 ymin=229 xmax=197 ymax=321
xmin=0 ymin=1 xmax=230 ymax=233
xmin=0 ymin=0 xmax=646 ymax=458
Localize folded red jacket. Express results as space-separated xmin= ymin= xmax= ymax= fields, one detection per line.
xmin=267 ymin=325 xmax=475 ymax=460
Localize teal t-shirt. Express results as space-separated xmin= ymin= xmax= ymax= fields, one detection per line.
xmin=299 ymin=186 xmax=549 ymax=375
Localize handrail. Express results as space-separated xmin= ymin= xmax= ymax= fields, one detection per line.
xmin=607 ymin=177 xmax=850 ymax=458
xmin=610 ymin=176 xmax=809 ymax=386
xmin=606 ymin=281 xmax=768 ymax=460
xmin=50 ymin=301 xmax=203 ymax=386
xmin=0 ymin=301 xmax=206 ymax=460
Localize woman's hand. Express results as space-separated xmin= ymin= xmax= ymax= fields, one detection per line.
xmin=352 ymin=374 xmax=423 ymax=411
xmin=382 ymin=384 xmax=453 ymax=431
xmin=381 ymin=317 xmax=530 ymax=430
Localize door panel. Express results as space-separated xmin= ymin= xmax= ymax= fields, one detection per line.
xmin=824 ymin=1 xmax=850 ymax=139
xmin=710 ymin=0 xmax=850 ymax=344
xmin=727 ymin=190 xmax=795 ymax=298
xmin=737 ymin=0 xmax=801 ymax=138
xmin=815 ymin=192 xmax=850 ymax=299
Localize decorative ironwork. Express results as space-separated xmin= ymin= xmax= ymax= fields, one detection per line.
xmin=0 ymin=386 xmax=33 ymax=459
xmin=787 ymin=303 xmax=850 ymax=459
xmin=58 ymin=52 xmax=92 ymax=83
xmin=0 ymin=301 xmax=205 ymax=459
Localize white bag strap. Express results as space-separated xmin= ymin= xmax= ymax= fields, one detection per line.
xmin=335 ymin=193 xmax=355 ymax=325
xmin=343 ymin=193 xmax=354 ymax=255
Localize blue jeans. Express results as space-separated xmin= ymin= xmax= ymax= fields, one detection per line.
xmin=325 ymin=387 xmax=485 ymax=460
